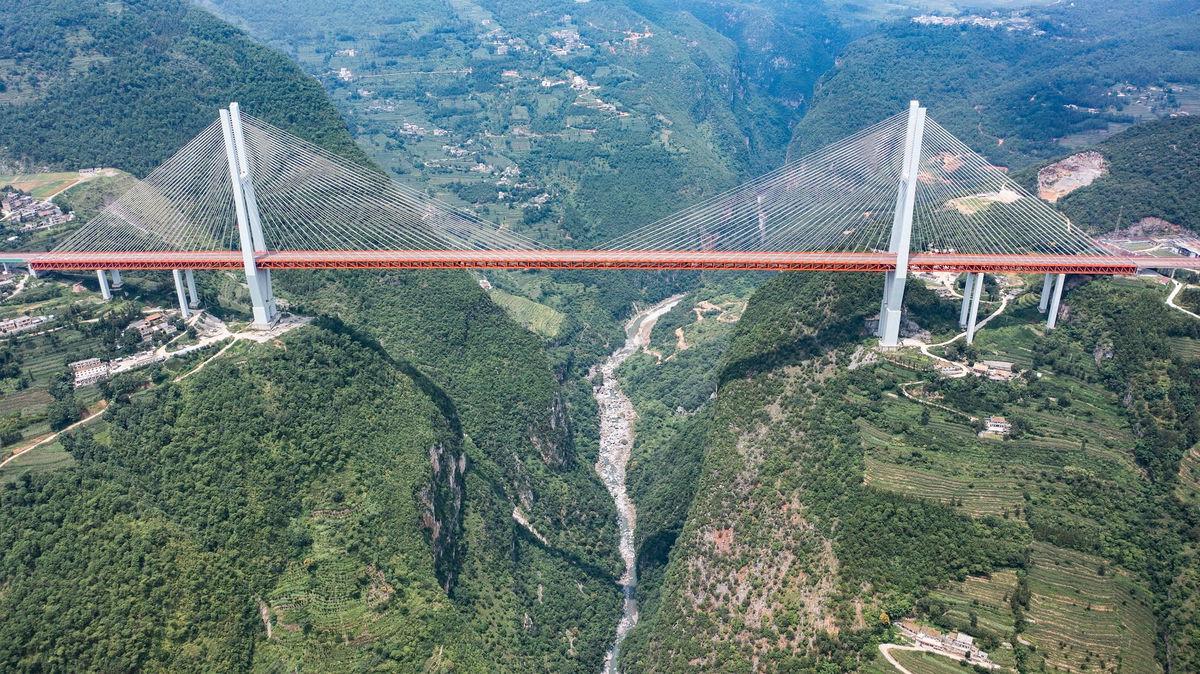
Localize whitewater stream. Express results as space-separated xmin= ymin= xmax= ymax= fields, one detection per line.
xmin=596 ymin=294 xmax=685 ymax=674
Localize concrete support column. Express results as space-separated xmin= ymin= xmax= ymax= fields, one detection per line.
xmin=958 ymin=273 xmax=976 ymax=327
xmin=172 ymin=270 xmax=191 ymax=320
xmin=1046 ymin=273 xmax=1066 ymax=329
xmin=184 ymin=269 xmax=199 ymax=308
xmin=966 ymin=272 xmax=985 ymax=345
xmin=28 ymin=266 xmax=38 ymax=279
xmin=110 ymin=269 xmax=123 ymax=288
xmin=96 ymin=269 xmax=112 ymax=301
xmin=1037 ymin=273 xmax=1053 ymax=313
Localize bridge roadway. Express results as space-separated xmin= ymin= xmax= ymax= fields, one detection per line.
xmin=0 ymin=250 xmax=1195 ymax=274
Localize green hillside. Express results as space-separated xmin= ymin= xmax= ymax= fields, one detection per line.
xmin=199 ymin=0 xmax=845 ymax=242
xmin=1025 ymin=116 xmax=1200 ymax=232
xmin=0 ymin=0 xmax=627 ymax=670
xmin=789 ymin=1 xmax=1200 ymax=165
xmin=621 ymin=270 xmax=1200 ymax=671
xmin=0 ymin=0 xmax=365 ymax=175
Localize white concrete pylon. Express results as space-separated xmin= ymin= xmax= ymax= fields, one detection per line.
xmin=965 ymin=272 xmax=985 ymax=344
xmin=96 ymin=269 xmax=112 ymax=301
xmin=879 ymin=101 xmax=927 ymax=348
xmin=1038 ymin=273 xmax=1053 ymax=313
xmin=110 ymin=269 xmax=123 ymax=288
xmin=958 ymin=273 xmax=976 ymax=327
xmin=220 ymin=103 xmax=278 ymax=328
xmin=172 ymin=269 xmax=191 ymax=319
xmin=184 ymin=269 xmax=199 ymax=308
xmin=1046 ymin=273 xmax=1066 ymax=329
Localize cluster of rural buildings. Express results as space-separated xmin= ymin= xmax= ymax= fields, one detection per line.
xmin=69 ymin=351 xmax=168 ymax=388
xmin=68 ymin=313 xmax=180 ymax=388
xmin=0 ymin=314 xmax=54 ymax=337
xmin=0 ymin=190 xmax=74 ymax=233
xmin=938 ymin=359 xmax=1018 ymax=382
xmin=898 ymin=620 xmax=994 ymax=668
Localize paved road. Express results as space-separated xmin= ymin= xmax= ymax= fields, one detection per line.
xmin=1167 ymin=281 xmax=1200 ymax=320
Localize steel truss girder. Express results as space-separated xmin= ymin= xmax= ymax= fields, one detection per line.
xmin=20 ymin=250 xmax=1191 ymax=276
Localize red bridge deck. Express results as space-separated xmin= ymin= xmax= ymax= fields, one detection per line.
xmin=3 ymin=250 xmax=1196 ymax=274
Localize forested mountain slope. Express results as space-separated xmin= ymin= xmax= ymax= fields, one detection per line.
xmin=0 ymin=327 xmax=487 ymax=670
xmin=1023 ymin=116 xmax=1200 ymax=233
xmin=199 ymin=0 xmax=845 ymax=242
xmin=789 ymin=0 xmax=1200 ymax=166
xmin=622 ymin=270 xmax=1200 ymax=671
xmin=0 ymin=0 xmax=364 ymax=175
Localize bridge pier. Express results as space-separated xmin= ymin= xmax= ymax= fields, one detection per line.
xmin=110 ymin=269 xmax=123 ymax=288
xmin=184 ymin=269 xmax=199 ymax=308
xmin=965 ymin=272 xmax=985 ymax=344
xmin=172 ymin=269 xmax=191 ymax=319
xmin=1038 ymin=273 xmax=1053 ymax=312
xmin=1046 ymin=273 xmax=1065 ymax=329
xmin=958 ymin=273 xmax=976 ymax=327
xmin=878 ymin=101 xmax=927 ymax=348
xmin=96 ymin=269 xmax=112 ymax=301
xmin=221 ymin=102 xmax=278 ymax=329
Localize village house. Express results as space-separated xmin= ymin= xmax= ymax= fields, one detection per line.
xmin=897 ymin=620 xmax=993 ymax=666
xmin=70 ymin=358 xmax=111 ymax=388
xmin=129 ymin=312 xmax=178 ymax=341
xmin=984 ymin=415 xmax=1012 ymax=436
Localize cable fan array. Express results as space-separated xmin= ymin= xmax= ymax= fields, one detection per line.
xmin=54 ymin=105 xmax=1110 ymax=262
xmin=602 ymin=112 xmax=911 ymax=254
xmin=913 ymin=119 xmax=1107 ymax=257
xmin=54 ymin=121 xmax=238 ymax=254
xmin=55 ymin=115 xmax=544 ymax=255
xmin=603 ymin=112 xmax=1110 ymax=258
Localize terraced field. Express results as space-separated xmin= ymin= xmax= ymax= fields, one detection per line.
xmin=928 ymin=569 xmax=1018 ymax=647
xmin=0 ymin=440 xmax=74 ymax=484
xmin=1024 ymin=543 xmax=1159 ymax=673
xmin=1170 ymin=336 xmax=1200 ymax=361
xmin=886 ymin=649 xmax=979 ymax=673
xmin=489 ymin=289 xmax=565 ymax=338
xmin=864 ymin=455 xmax=1023 ymax=517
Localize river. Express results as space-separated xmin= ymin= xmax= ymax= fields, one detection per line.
xmin=596 ymin=294 xmax=686 ymax=674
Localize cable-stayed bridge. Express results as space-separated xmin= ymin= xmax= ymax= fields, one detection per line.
xmin=3 ymin=102 xmax=1194 ymax=347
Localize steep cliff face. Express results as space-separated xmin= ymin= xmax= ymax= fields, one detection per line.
xmin=529 ymin=391 xmax=573 ymax=470
xmin=421 ymin=441 xmax=468 ymax=593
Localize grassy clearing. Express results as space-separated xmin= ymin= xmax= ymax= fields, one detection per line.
xmin=0 ymin=171 xmax=85 ymax=199
xmin=488 ymin=289 xmax=565 ymax=338
xmin=0 ymin=440 xmax=74 ymax=484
